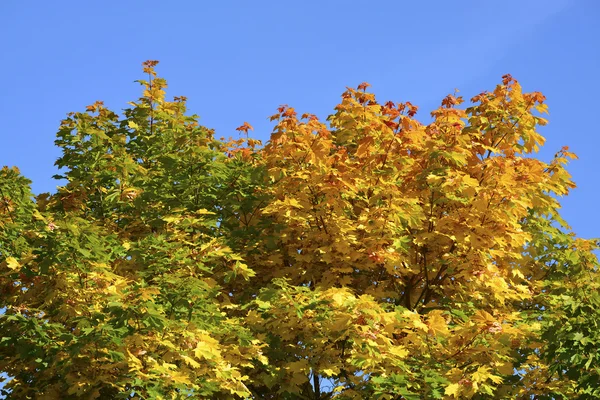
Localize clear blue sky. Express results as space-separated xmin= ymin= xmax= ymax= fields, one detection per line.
xmin=1 ymin=0 xmax=598 ymax=239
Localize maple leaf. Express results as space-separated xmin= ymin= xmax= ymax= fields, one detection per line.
xmin=445 ymin=383 xmax=461 ymax=397
xmin=4 ymin=257 xmax=20 ymax=270
xmin=357 ymin=82 xmax=371 ymax=91
xmin=236 ymin=121 xmax=254 ymax=133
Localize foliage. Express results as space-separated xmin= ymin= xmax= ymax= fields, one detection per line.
xmin=1 ymin=61 xmax=599 ymax=399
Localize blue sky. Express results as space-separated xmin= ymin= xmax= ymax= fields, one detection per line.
xmin=1 ymin=0 xmax=598 ymax=239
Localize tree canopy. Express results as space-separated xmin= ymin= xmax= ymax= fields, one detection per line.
xmin=1 ymin=61 xmax=599 ymax=399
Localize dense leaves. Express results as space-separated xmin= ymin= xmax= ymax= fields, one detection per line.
xmin=1 ymin=62 xmax=599 ymax=399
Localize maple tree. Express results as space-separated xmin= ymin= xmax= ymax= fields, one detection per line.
xmin=1 ymin=61 xmax=599 ymax=399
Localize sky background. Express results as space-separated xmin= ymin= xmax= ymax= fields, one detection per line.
xmin=1 ymin=0 xmax=599 ymax=240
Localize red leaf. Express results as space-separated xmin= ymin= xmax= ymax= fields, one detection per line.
xmin=236 ymin=122 xmax=254 ymax=133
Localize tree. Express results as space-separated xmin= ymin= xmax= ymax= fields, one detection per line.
xmin=1 ymin=61 xmax=598 ymax=399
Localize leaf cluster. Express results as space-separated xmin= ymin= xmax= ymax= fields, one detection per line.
xmin=1 ymin=63 xmax=599 ymax=399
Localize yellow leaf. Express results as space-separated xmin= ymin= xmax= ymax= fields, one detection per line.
xmin=427 ymin=310 xmax=449 ymax=337
xmin=196 ymin=209 xmax=215 ymax=215
xmin=5 ymin=257 xmax=19 ymax=270
xmin=511 ymin=269 xmax=525 ymax=279
xmin=403 ymin=310 xmax=428 ymax=331
xmin=388 ymin=346 xmax=409 ymax=359
xmin=426 ymin=174 xmax=444 ymax=186
xmin=330 ymin=289 xmax=352 ymax=306
xmin=257 ymin=353 xmax=269 ymax=365
xmin=127 ymin=350 xmax=143 ymax=371
xmin=181 ymin=354 xmax=201 ymax=368
xmin=162 ymin=215 xmax=180 ymax=223
xmin=284 ymin=197 xmax=303 ymax=209
xmin=194 ymin=340 xmax=221 ymax=360
xmin=170 ymin=370 xmax=192 ymax=385
xmin=162 ymin=362 xmax=177 ymax=370
xmin=472 ymin=365 xmax=491 ymax=383
xmin=32 ymin=209 xmax=46 ymax=221
xmin=445 ymin=383 xmax=461 ymax=397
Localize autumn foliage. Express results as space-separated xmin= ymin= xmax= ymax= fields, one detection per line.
xmin=1 ymin=61 xmax=599 ymax=399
